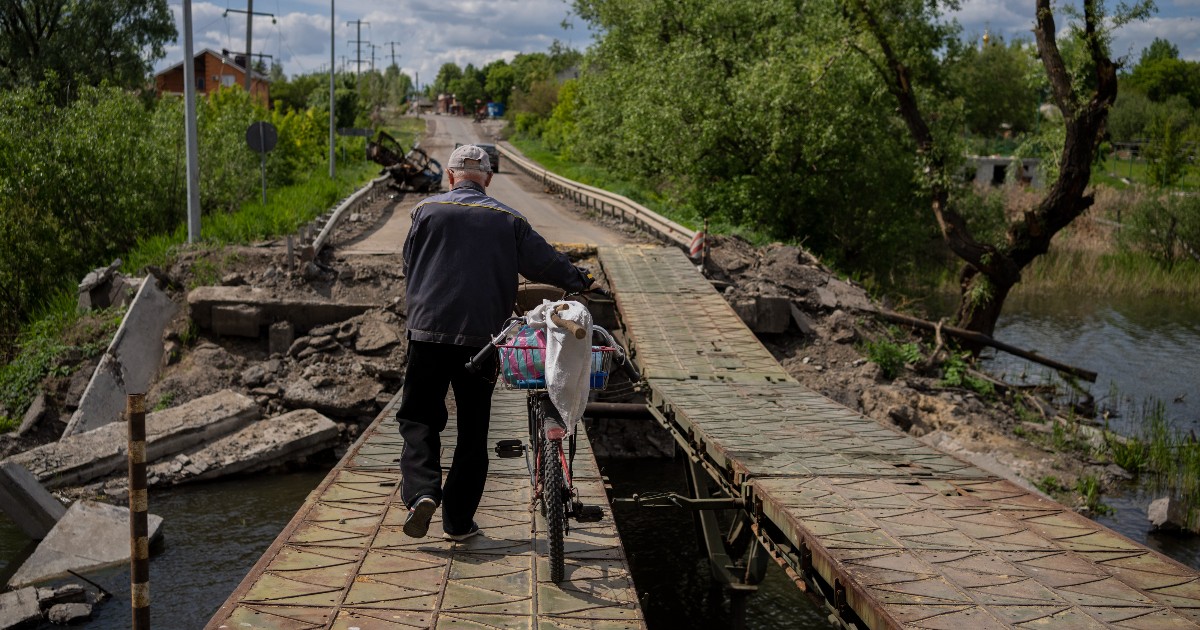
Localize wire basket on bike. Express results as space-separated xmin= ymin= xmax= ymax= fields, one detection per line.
xmin=497 ymin=325 xmax=617 ymax=391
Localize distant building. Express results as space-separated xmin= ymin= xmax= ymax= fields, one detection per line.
xmin=154 ymin=48 xmax=270 ymax=105
xmin=966 ymin=156 xmax=1042 ymax=188
xmin=436 ymin=93 xmax=462 ymax=115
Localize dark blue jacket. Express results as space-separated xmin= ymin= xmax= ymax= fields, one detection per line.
xmin=402 ymin=180 xmax=589 ymax=347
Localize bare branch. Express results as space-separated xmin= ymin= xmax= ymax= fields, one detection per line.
xmin=1033 ymin=0 xmax=1075 ymax=118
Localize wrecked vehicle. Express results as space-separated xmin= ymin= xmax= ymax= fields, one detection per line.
xmin=366 ymin=131 xmax=443 ymax=192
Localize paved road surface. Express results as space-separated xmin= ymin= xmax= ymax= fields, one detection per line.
xmin=341 ymin=116 xmax=628 ymax=256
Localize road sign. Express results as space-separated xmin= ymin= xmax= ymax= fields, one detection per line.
xmin=246 ymin=121 xmax=278 ymax=153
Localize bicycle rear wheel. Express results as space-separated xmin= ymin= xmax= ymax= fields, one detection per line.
xmin=542 ymin=437 xmax=566 ymax=582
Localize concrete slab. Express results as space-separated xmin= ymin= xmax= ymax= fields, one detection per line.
xmin=148 ymin=409 xmax=338 ymax=484
xmin=16 ymin=393 xmax=47 ymax=436
xmin=211 ymin=304 xmax=264 ymax=338
xmin=63 ymin=278 xmax=179 ymax=436
xmin=188 ymin=285 xmax=376 ymax=334
xmin=8 ymin=500 xmax=163 ymax=588
xmin=0 ymin=587 xmax=41 ymax=629
xmin=5 ymin=390 xmax=259 ymax=489
xmin=0 ymin=462 xmax=66 ymax=539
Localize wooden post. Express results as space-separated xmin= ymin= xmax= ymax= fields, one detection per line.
xmin=127 ymin=393 xmax=150 ymax=629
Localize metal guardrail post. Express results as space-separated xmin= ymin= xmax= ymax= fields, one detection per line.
xmin=127 ymin=393 xmax=150 ymax=629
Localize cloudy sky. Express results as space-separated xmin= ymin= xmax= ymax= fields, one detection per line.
xmin=159 ymin=0 xmax=1200 ymax=87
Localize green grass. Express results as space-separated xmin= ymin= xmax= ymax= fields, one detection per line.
xmin=1006 ymin=249 xmax=1200 ymax=297
xmin=1093 ymin=155 xmax=1200 ymax=191
xmin=1101 ymin=396 xmax=1200 ymax=528
xmin=508 ymin=135 xmax=781 ymax=247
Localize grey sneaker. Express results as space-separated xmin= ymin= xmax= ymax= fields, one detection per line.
xmin=403 ymin=496 xmax=437 ymax=538
xmin=443 ymin=522 xmax=481 ymax=542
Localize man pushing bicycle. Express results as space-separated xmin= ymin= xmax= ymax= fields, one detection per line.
xmin=399 ymin=143 xmax=593 ymax=541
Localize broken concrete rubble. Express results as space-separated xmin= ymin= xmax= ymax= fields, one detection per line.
xmin=282 ymin=377 xmax=383 ymax=419
xmin=146 ymin=409 xmax=338 ymax=486
xmin=63 ymin=278 xmax=179 ymax=437
xmin=1148 ymin=496 xmax=1197 ymax=533
xmin=5 ymin=390 xmax=259 ymax=488
xmin=0 ymin=462 xmax=66 ymax=539
xmin=188 ymin=285 xmax=376 ymax=333
xmin=8 ymin=500 xmax=163 ymax=588
xmin=46 ymin=603 xmax=92 ymax=625
xmin=76 ymin=259 xmax=139 ymax=312
xmin=0 ymin=587 xmax=41 ymax=629
xmin=16 ymin=393 xmax=48 ymax=437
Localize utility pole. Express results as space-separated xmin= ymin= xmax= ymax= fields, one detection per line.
xmin=222 ymin=4 xmax=276 ymax=92
xmin=182 ymin=0 xmax=201 ymax=242
xmin=368 ymin=43 xmax=380 ymax=72
xmin=329 ymin=0 xmax=335 ymax=179
xmin=245 ymin=0 xmax=252 ymax=90
xmin=346 ymin=19 xmax=368 ymax=74
xmin=384 ymin=41 xmax=401 ymax=68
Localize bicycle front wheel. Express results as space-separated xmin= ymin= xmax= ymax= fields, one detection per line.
xmin=541 ymin=437 xmax=566 ymax=582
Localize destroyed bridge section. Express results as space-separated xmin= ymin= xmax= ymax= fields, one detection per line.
xmin=210 ymin=244 xmax=1200 ymax=629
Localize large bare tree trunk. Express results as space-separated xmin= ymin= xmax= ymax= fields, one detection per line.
xmin=849 ymin=0 xmax=1117 ymax=340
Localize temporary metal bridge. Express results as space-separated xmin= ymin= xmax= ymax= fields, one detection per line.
xmin=209 ymin=244 xmax=1200 ymax=629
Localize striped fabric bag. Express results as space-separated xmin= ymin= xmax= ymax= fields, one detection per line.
xmin=499 ymin=326 xmax=548 ymax=388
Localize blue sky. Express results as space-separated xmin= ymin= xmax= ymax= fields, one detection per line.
xmin=159 ymin=0 xmax=1200 ymax=87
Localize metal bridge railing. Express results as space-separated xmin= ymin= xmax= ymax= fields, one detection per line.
xmin=497 ymin=144 xmax=695 ymax=249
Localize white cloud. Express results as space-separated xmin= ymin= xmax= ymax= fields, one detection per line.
xmin=948 ymin=0 xmax=1200 ymax=61
xmin=160 ymin=0 xmax=584 ymax=87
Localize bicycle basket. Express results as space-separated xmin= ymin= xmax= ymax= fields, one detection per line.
xmin=498 ymin=325 xmax=616 ymax=391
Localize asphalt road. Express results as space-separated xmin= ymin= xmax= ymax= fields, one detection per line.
xmin=340 ymin=115 xmax=629 ymax=257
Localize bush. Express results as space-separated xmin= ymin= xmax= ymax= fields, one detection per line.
xmin=1121 ymin=194 xmax=1200 ymax=269
xmin=864 ymin=340 xmax=922 ymax=379
xmin=0 ymin=82 xmax=340 ymax=350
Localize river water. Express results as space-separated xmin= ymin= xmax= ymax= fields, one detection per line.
xmin=1 ymin=292 xmax=1196 ymax=628
xmin=982 ymin=291 xmax=1200 ymax=571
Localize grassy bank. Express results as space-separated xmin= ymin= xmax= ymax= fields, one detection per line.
xmin=508 ymin=135 xmax=782 ymax=247
xmin=0 ymin=118 xmax=424 ymax=428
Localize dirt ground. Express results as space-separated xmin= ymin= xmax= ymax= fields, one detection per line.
xmin=2 ymin=132 xmax=1118 ymax=512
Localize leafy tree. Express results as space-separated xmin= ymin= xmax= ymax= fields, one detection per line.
xmin=450 ymin=63 xmax=487 ymax=113
xmin=1143 ymin=102 xmax=1196 ymax=188
xmin=570 ymin=0 xmax=934 ymax=277
xmin=384 ymin=64 xmax=413 ymax=105
xmin=433 ymin=62 xmax=463 ymax=95
xmin=0 ymin=0 xmax=175 ymax=95
xmin=272 ymin=72 xmax=328 ymax=113
xmin=1140 ymin=37 xmax=1180 ymax=65
xmin=843 ymin=0 xmax=1153 ymax=336
xmin=944 ymin=37 xmax=1042 ymax=136
xmin=1125 ymin=37 xmax=1200 ymax=107
xmin=485 ymin=60 xmax=516 ymax=106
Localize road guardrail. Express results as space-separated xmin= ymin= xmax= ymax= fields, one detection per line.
xmin=497 ymin=144 xmax=695 ymax=249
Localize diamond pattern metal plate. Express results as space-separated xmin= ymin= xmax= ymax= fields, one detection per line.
xmin=753 ymin=475 xmax=1200 ymax=629
xmin=208 ymin=389 xmax=644 ymax=630
xmin=649 ymin=380 xmax=989 ymax=481
xmin=598 ymin=246 xmax=792 ymax=383
xmin=598 ymin=245 xmax=1200 ymax=629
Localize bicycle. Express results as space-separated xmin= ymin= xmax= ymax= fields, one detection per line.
xmin=465 ymin=287 xmax=640 ymax=582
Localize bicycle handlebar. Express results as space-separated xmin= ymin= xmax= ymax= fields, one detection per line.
xmin=465 ymin=343 xmax=497 ymax=374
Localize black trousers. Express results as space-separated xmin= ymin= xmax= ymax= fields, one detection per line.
xmin=397 ymin=340 xmax=498 ymax=535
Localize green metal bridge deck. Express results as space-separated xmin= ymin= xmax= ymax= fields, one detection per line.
xmin=207 ymin=389 xmax=644 ymax=629
xmin=209 ymin=244 xmax=1199 ymax=629
xmin=600 ymin=245 xmax=1200 ymax=629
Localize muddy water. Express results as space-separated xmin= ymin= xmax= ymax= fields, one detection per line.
xmin=984 ymin=291 xmax=1200 ymax=569
xmin=0 ymin=471 xmax=326 ymax=628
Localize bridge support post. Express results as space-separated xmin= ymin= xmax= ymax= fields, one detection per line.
xmin=684 ymin=457 xmax=766 ymax=629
